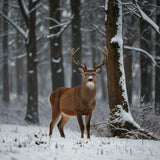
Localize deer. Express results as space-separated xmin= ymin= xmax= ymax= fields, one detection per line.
xmin=49 ymin=47 xmax=108 ymax=139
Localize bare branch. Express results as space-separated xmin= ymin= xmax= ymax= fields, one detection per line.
xmin=124 ymin=45 xmax=160 ymax=68
xmin=123 ymin=1 xmax=160 ymax=36
xmin=17 ymin=0 xmax=29 ymax=27
xmin=32 ymin=0 xmax=40 ymax=8
xmin=0 ymin=11 xmax=27 ymax=39
xmin=91 ymin=23 xmax=106 ymax=37
xmin=47 ymin=21 xmax=72 ymax=38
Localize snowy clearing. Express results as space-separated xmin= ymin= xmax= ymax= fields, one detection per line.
xmin=0 ymin=124 xmax=160 ymax=160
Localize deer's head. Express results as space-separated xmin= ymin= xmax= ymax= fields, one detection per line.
xmin=71 ymin=47 xmax=108 ymax=88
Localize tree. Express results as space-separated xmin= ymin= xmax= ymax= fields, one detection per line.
xmin=155 ymin=0 xmax=160 ymax=115
xmin=139 ymin=1 xmax=152 ymax=104
xmin=123 ymin=0 xmax=160 ymax=113
xmin=123 ymin=0 xmax=160 ymax=37
xmin=123 ymin=15 xmax=135 ymax=105
xmin=71 ymin=0 xmax=82 ymax=87
xmin=0 ymin=0 xmax=40 ymax=123
xmin=16 ymin=12 xmax=23 ymax=97
xmin=105 ymin=0 xmax=155 ymax=139
xmin=49 ymin=0 xmax=64 ymax=91
xmin=20 ymin=0 xmax=39 ymax=123
xmin=2 ymin=0 xmax=9 ymax=105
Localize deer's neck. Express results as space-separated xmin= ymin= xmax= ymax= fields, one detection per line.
xmin=81 ymin=81 xmax=97 ymax=102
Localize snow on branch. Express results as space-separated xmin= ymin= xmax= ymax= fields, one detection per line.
xmin=0 ymin=11 xmax=27 ymax=39
xmin=123 ymin=0 xmax=160 ymax=36
xmin=112 ymin=105 xmax=140 ymax=129
xmin=49 ymin=21 xmax=71 ymax=30
xmin=46 ymin=16 xmax=61 ymax=25
xmin=17 ymin=0 xmax=29 ymax=26
xmin=47 ymin=20 xmax=72 ymax=38
xmin=91 ymin=23 xmax=106 ymax=37
xmin=124 ymin=45 xmax=160 ymax=68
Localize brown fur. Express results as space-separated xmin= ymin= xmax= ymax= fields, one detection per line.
xmin=49 ymin=47 xmax=108 ymax=138
xmin=49 ymin=71 xmax=98 ymax=138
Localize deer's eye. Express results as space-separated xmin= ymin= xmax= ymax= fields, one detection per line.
xmin=92 ymin=73 xmax=96 ymax=76
xmin=84 ymin=73 xmax=88 ymax=77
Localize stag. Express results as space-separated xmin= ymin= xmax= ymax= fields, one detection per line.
xmin=49 ymin=47 xmax=108 ymax=138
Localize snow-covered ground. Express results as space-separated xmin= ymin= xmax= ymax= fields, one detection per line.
xmin=0 ymin=124 xmax=160 ymax=160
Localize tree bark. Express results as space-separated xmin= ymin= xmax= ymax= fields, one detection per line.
xmin=71 ymin=0 xmax=82 ymax=87
xmin=24 ymin=0 xmax=39 ymax=124
xmin=2 ymin=0 xmax=9 ymax=105
xmin=105 ymin=0 xmax=156 ymax=140
xmin=155 ymin=0 xmax=160 ymax=115
xmin=124 ymin=53 xmax=132 ymax=104
xmin=49 ymin=0 xmax=64 ymax=91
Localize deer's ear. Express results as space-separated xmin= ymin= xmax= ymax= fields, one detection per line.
xmin=96 ymin=68 xmax=102 ymax=74
xmin=78 ymin=68 xmax=84 ymax=74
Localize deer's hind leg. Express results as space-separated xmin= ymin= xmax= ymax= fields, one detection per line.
xmin=49 ymin=98 xmax=61 ymax=137
xmin=57 ymin=114 xmax=70 ymax=138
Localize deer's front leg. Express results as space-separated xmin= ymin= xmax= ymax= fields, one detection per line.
xmin=76 ymin=111 xmax=84 ymax=138
xmin=85 ymin=113 xmax=92 ymax=139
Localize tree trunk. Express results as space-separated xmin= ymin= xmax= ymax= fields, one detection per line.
xmin=2 ymin=0 xmax=9 ymax=105
xmin=71 ymin=0 xmax=82 ymax=87
xmin=124 ymin=53 xmax=132 ymax=104
xmin=105 ymin=0 xmax=156 ymax=140
xmin=140 ymin=1 xmax=152 ymax=104
xmin=155 ymin=0 xmax=160 ymax=115
xmin=49 ymin=0 xmax=64 ymax=91
xmin=25 ymin=0 xmax=39 ymax=124
xmin=123 ymin=15 xmax=135 ymax=105
xmin=16 ymin=18 xmax=23 ymax=97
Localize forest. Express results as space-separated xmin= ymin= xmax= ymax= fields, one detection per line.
xmin=0 ymin=0 xmax=160 ymax=140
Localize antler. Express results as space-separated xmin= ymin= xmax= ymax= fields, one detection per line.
xmin=71 ymin=48 xmax=87 ymax=70
xmin=94 ymin=47 xmax=108 ymax=69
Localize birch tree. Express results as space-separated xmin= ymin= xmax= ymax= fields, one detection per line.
xmin=105 ymin=0 xmax=155 ymax=139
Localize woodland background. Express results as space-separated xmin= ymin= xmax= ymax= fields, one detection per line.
xmin=0 ymin=0 xmax=160 ymax=138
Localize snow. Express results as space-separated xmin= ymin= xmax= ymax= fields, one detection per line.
xmin=52 ymin=57 xmax=61 ymax=63
xmin=29 ymin=53 xmax=32 ymax=57
xmin=20 ymin=0 xmax=29 ymax=19
xmin=0 ymin=124 xmax=160 ymax=160
xmin=134 ymin=1 xmax=160 ymax=35
xmin=117 ymin=0 xmax=129 ymax=106
xmin=105 ymin=0 xmax=108 ymax=21
xmin=54 ymin=42 xmax=59 ymax=46
xmin=56 ymin=68 xmax=62 ymax=73
xmin=110 ymin=0 xmax=129 ymax=106
xmin=109 ymin=0 xmax=141 ymax=129
xmin=124 ymin=46 xmax=160 ymax=68
xmin=113 ymin=105 xmax=140 ymax=129
xmin=0 ymin=11 xmax=27 ymax=39
xmin=28 ymin=70 xmax=34 ymax=74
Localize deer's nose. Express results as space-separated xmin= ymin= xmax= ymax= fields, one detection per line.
xmin=88 ymin=76 xmax=93 ymax=82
